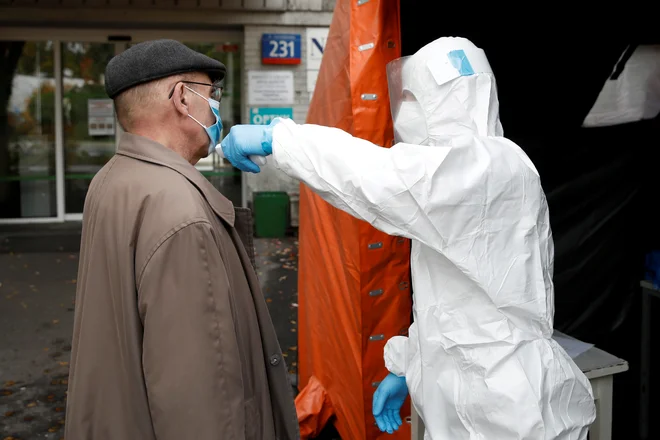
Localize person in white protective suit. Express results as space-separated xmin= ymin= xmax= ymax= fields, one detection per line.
xmin=219 ymin=37 xmax=597 ymax=439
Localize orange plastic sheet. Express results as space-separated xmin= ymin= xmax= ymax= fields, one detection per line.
xmin=296 ymin=0 xmax=413 ymax=439
xmin=295 ymin=376 xmax=335 ymax=439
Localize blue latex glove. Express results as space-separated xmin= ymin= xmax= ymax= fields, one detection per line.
xmin=219 ymin=120 xmax=278 ymax=173
xmin=373 ymin=373 xmax=408 ymax=434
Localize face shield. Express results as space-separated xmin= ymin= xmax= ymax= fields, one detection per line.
xmin=386 ymin=42 xmax=495 ymax=144
xmin=386 ymin=56 xmax=429 ymax=145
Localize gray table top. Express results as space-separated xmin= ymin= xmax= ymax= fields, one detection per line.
xmin=573 ymin=345 xmax=629 ymax=380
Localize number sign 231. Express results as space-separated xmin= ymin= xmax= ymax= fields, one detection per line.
xmin=261 ymin=34 xmax=302 ymax=65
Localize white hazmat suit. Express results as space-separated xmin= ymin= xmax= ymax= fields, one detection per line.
xmin=268 ymin=37 xmax=596 ymax=439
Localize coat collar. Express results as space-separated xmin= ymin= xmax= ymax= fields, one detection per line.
xmin=116 ymin=132 xmax=235 ymax=227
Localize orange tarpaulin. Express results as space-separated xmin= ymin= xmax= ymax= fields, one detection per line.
xmin=296 ymin=0 xmax=413 ymax=439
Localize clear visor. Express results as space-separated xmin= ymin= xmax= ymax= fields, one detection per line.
xmin=386 ymin=56 xmax=413 ymax=123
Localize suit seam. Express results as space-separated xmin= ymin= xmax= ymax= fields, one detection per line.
xmin=136 ymin=218 xmax=211 ymax=290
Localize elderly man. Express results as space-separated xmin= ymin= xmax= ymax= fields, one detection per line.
xmin=64 ymin=40 xmax=298 ymax=440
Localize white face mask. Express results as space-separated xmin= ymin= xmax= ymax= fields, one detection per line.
xmin=393 ymin=100 xmax=428 ymax=144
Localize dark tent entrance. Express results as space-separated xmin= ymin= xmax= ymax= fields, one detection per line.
xmin=400 ymin=8 xmax=660 ymax=440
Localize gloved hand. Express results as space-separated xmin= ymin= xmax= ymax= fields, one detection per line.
xmin=219 ymin=119 xmax=280 ymax=173
xmin=373 ymin=373 xmax=408 ymax=434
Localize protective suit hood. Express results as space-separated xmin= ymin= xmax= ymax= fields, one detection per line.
xmin=387 ymin=37 xmax=504 ymax=145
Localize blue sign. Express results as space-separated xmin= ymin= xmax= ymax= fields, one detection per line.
xmin=261 ymin=34 xmax=302 ymax=65
xmin=250 ymin=107 xmax=294 ymax=125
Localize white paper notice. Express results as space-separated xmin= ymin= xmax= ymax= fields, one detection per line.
xmin=248 ymin=70 xmax=294 ymax=105
xmin=552 ymin=330 xmax=594 ymax=359
xmin=88 ymin=99 xmax=115 ymax=136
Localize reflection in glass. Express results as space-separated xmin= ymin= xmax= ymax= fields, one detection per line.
xmin=0 ymin=41 xmax=57 ymax=219
xmin=62 ymin=42 xmax=117 ymax=214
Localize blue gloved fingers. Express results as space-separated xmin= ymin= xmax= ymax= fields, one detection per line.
xmin=372 ymin=386 xmax=385 ymax=417
xmin=237 ymin=159 xmax=261 ymax=174
xmin=387 ymin=409 xmax=399 ymax=431
xmin=391 ymin=406 xmax=403 ymax=427
xmin=379 ymin=412 xmax=392 ymax=434
xmin=383 ymin=411 xmax=395 ymax=434
xmin=389 ymin=409 xmax=402 ymax=431
xmin=375 ymin=414 xmax=388 ymax=433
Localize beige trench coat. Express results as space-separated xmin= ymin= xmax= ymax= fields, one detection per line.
xmin=65 ymin=132 xmax=299 ymax=440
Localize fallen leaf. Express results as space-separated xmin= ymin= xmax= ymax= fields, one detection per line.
xmin=53 ymin=319 xmax=60 ymax=325
xmin=60 ymin=379 xmax=68 ymax=385
xmin=291 ymin=303 xmax=298 ymax=308
xmin=55 ymin=407 xmax=65 ymax=413
xmin=1 ymin=390 xmax=12 ymax=396
xmin=290 ymin=320 xmax=297 ymax=325
xmin=4 ymin=380 xmax=15 ymax=387
xmin=44 ymin=347 xmax=50 ymax=352
xmin=20 ymin=301 xmax=27 ymax=309
xmin=290 ymin=329 xmax=297 ymax=333
xmin=59 ymin=361 xmax=69 ymax=367
xmin=282 ymin=353 xmax=288 ymax=357
xmin=47 ymin=394 xmax=55 ymax=400
xmin=4 ymin=411 xmax=15 ymax=417
xmin=48 ymin=426 xmax=60 ymax=433
xmin=289 ymin=346 xmax=298 ymax=351
xmin=291 ymin=362 xmax=297 ymax=367
xmin=266 ymin=298 xmax=273 ymax=303
xmin=27 ymin=402 xmax=37 ymax=408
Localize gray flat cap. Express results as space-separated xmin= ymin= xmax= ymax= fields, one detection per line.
xmin=105 ymin=39 xmax=226 ymax=99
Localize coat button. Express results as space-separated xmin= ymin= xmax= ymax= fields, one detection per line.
xmin=269 ymin=354 xmax=281 ymax=366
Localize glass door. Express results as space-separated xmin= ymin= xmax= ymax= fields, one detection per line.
xmin=61 ymin=41 xmax=119 ymax=218
xmin=0 ymin=41 xmax=58 ymax=221
xmin=1 ymin=30 xmax=242 ymax=223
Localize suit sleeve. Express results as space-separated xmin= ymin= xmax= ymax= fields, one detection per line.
xmin=137 ymin=220 xmax=245 ymax=440
xmin=383 ymin=320 xmax=419 ymax=378
xmin=271 ymin=118 xmax=452 ymax=248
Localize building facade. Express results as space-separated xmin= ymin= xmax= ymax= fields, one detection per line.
xmin=0 ymin=0 xmax=333 ymax=224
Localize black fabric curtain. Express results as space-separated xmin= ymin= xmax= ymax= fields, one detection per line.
xmin=400 ymin=7 xmax=660 ymax=439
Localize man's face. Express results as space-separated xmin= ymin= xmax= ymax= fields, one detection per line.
xmin=169 ymin=72 xmax=222 ymax=163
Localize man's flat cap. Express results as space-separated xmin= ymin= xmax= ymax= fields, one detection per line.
xmin=105 ymin=39 xmax=226 ymax=99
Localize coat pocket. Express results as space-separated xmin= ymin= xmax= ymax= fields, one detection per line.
xmin=244 ymin=397 xmax=262 ymax=440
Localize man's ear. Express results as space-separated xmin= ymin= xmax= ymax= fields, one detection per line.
xmin=171 ymin=82 xmax=190 ymax=117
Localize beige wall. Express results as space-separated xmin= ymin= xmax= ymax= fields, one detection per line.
xmin=242 ymin=24 xmax=329 ymax=207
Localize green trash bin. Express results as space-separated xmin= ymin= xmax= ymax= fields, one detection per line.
xmin=253 ymin=191 xmax=290 ymax=238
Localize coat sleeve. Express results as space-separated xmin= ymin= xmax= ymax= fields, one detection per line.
xmin=137 ymin=220 xmax=245 ymax=440
xmin=271 ymin=118 xmax=452 ymax=249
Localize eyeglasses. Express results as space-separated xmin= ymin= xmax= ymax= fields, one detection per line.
xmin=168 ymin=80 xmax=223 ymax=102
